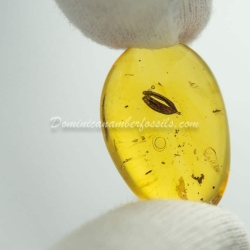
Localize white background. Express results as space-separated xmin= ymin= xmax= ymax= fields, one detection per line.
xmin=1 ymin=0 xmax=250 ymax=249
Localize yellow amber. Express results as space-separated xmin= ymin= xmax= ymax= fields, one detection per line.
xmin=100 ymin=44 xmax=230 ymax=205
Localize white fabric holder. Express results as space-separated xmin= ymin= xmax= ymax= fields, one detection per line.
xmin=54 ymin=0 xmax=212 ymax=49
xmin=52 ymin=200 xmax=250 ymax=250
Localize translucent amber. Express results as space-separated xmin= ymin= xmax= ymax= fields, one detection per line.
xmin=100 ymin=44 xmax=230 ymax=205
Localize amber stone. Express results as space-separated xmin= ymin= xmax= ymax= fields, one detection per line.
xmin=100 ymin=44 xmax=230 ymax=205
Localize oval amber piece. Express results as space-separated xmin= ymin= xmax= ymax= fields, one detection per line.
xmin=101 ymin=44 xmax=230 ymax=204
